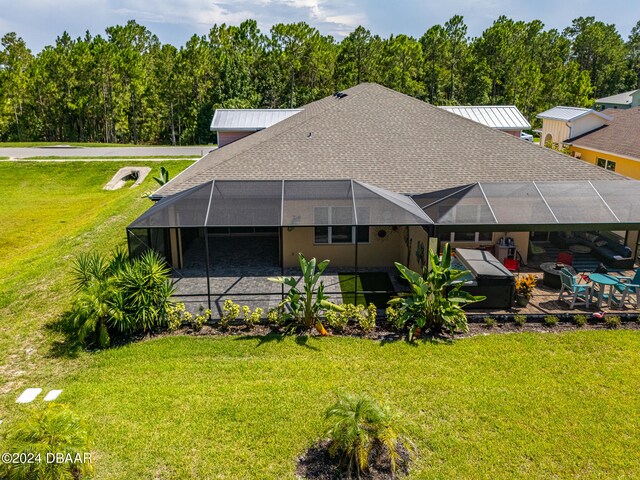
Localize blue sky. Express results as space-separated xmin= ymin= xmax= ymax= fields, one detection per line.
xmin=1 ymin=0 xmax=638 ymax=51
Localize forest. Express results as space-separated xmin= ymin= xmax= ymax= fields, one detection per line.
xmin=0 ymin=15 xmax=639 ymax=145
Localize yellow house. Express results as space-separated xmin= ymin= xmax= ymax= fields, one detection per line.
xmin=565 ymin=107 xmax=640 ymax=179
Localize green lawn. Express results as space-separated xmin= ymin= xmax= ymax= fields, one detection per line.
xmin=0 ymin=141 xmax=212 ymax=148
xmin=1 ymin=160 xmax=640 ymax=479
xmin=0 ymin=160 xmax=193 ymax=397
xmin=13 ymin=332 xmax=639 ymax=479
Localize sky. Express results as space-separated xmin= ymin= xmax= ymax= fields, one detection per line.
xmin=0 ymin=0 xmax=638 ymax=51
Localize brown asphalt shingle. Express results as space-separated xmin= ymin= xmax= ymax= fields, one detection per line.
xmin=155 ymin=83 xmax=621 ymax=197
xmin=569 ymin=107 xmax=640 ymax=161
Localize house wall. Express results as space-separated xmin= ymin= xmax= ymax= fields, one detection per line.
xmin=501 ymin=129 xmax=521 ymax=137
xmin=570 ymin=146 xmax=640 ymax=180
xmin=444 ymin=231 xmax=530 ymax=264
xmin=217 ymin=131 xmax=255 ymax=147
xmin=282 ymin=226 xmax=403 ymax=268
xmin=572 ymin=115 xmax=608 ymax=138
xmin=540 ymin=119 xmax=569 ymax=147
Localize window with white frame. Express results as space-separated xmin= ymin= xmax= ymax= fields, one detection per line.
xmin=314 ymin=206 xmax=370 ymax=244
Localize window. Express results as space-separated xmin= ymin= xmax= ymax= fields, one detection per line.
xmin=447 ymin=232 xmax=493 ymax=243
xmin=314 ymin=207 xmax=370 ymax=244
xmin=597 ymin=158 xmax=616 ymax=171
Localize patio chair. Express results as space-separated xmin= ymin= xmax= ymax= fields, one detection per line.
xmin=613 ymin=269 xmax=640 ymax=308
xmin=558 ymin=268 xmax=591 ymax=309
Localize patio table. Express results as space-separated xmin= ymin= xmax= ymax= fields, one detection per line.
xmin=588 ymin=273 xmax=620 ymax=309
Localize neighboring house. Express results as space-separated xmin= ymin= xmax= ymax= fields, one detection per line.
xmin=128 ymin=84 xmax=640 ymax=304
xmin=564 ymin=107 xmax=640 ymax=179
xmin=536 ymin=106 xmax=612 ymax=149
xmin=210 ymin=108 xmax=302 ymax=147
xmin=439 ymin=105 xmax=531 ymax=137
xmin=595 ymin=90 xmax=640 ymax=111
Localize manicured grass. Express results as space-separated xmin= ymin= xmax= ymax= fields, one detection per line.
xmin=0 ymin=141 xmax=212 ymax=148
xmin=5 ymin=332 xmax=636 ymax=479
xmin=20 ymin=155 xmax=201 ymax=160
xmin=0 ymin=160 xmax=193 ymax=396
xmin=339 ymin=272 xmax=396 ymax=306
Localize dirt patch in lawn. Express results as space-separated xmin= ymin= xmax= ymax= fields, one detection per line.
xmin=297 ymin=439 xmax=412 ymax=480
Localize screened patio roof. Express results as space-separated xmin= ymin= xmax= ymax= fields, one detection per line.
xmin=412 ymin=180 xmax=640 ymax=230
xmin=129 ymin=179 xmax=434 ymax=228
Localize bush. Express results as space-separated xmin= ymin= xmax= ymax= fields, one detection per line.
xmin=324 ymin=393 xmax=413 ymax=478
xmin=166 ymin=303 xmax=211 ymax=331
xmin=513 ymin=315 xmax=526 ymax=327
xmin=244 ymin=306 xmax=264 ymax=326
xmin=0 ymin=403 xmax=93 ymax=480
xmin=359 ymin=304 xmax=377 ymax=332
xmin=389 ymin=243 xmax=485 ymax=339
xmin=326 ymin=309 xmax=349 ymax=332
xmin=483 ymin=317 xmax=497 ymax=328
xmin=605 ymin=315 xmax=621 ymax=329
xmin=573 ymin=314 xmax=588 ymax=327
xmin=220 ymin=299 xmax=240 ymax=329
xmin=544 ymin=315 xmax=559 ymax=327
xmin=67 ymin=249 xmax=175 ymax=347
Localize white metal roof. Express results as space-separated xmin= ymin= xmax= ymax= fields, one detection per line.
xmin=210 ymin=109 xmax=302 ymax=132
xmin=536 ymin=106 xmax=612 ymax=122
xmin=439 ymin=105 xmax=531 ymax=130
xmin=596 ymin=90 xmax=639 ymax=105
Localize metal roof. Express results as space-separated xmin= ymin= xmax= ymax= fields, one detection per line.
xmin=210 ymin=109 xmax=302 ymax=132
xmin=439 ymin=105 xmax=531 ymax=130
xmin=537 ymin=106 xmax=612 ymax=122
xmin=596 ymin=90 xmax=639 ymax=106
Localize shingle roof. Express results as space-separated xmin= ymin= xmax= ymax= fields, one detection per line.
xmin=439 ymin=105 xmax=531 ymax=130
xmin=595 ymin=90 xmax=639 ymax=106
xmin=568 ymin=107 xmax=640 ymax=160
xmin=537 ymin=106 xmax=612 ymax=122
xmin=156 ymin=83 xmax=621 ymax=198
xmin=210 ymin=109 xmax=302 ymax=131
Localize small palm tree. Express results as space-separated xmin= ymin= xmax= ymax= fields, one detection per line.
xmin=325 ymin=393 xmax=413 ymax=478
xmin=1 ymin=403 xmax=94 ymax=480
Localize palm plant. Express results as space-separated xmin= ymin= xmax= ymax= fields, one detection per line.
xmin=389 ymin=243 xmax=485 ymax=338
xmin=325 ymin=393 xmax=412 ymax=478
xmin=269 ymin=253 xmax=342 ymax=335
xmin=67 ymin=248 xmax=175 ymax=347
xmin=153 ymin=166 xmax=170 ymax=186
xmin=1 ymin=403 xmax=94 ymax=480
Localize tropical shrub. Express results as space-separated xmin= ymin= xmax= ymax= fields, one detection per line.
xmin=325 ymin=303 xmax=377 ymax=333
xmin=269 ymin=253 xmax=343 ymax=335
xmin=325 ymin=393 xmax=413 ymax=478
xmin=67 ymin=248 xmax=175 ymax=347
xmin=325 ymin=309 xmax=349 ymax=332
xmin=389 ymin=243 xmax=485 ymax=339
xmin=544 ymin=315 xmax=559 ymax=327
xmin=0 ymin=403 xmax=93 ymax=480
xmin=359 ymin=304 xmax=377 ymax=332
xmin=243 ymin=306 xmax=264 ymax=325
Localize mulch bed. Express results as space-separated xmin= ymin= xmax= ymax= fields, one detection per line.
xmin=296 ymin=439 xmax=412 ymax=480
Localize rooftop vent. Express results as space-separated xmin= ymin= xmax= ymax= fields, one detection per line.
xmin=333 ymin=92 xmax=348 ymax=99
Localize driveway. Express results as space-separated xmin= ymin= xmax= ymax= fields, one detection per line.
xmin=0 ymin=146 xmax=215 ymax=158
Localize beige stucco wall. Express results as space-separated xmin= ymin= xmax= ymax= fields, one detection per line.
xmin=571 ymin=115 xmax=607 ymax=138
xmin=406 ymin=226 xmax=430 ymax=272
xmin=282 ymin=226 xmax=403 ymax=268
xmin=541 ymin=119 xmax=569 ymax=147
xmin=217 ymin=131 xmax=254 ymax=147
xmin=541 ymin=115 xmax=607 ymax=148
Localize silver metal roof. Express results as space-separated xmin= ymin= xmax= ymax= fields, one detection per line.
xmin=210 ymin=109 xmax=302 ymax=132
xmin=537 ymin=106 xmax=612 ymax=122
xmin=596 ymin=90 xmax=639 ymax=105
xmin=439 ymin=105 xmax=530 ymax=130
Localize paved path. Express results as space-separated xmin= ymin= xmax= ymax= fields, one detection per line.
xmin=0 ymin=146 xmax=214 ymax=158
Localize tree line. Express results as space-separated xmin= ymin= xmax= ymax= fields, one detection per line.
xmin=1 ymin=16 xmax=639 ymax=145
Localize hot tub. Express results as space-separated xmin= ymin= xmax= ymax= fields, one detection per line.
xmin=451 ymin=248 xmax=515 ymax=309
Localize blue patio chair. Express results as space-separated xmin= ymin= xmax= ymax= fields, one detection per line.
xmin=614 ymin=269 xmax=640 ymax=308
xmin=558 ymin=268 xmax=591 ymax=309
